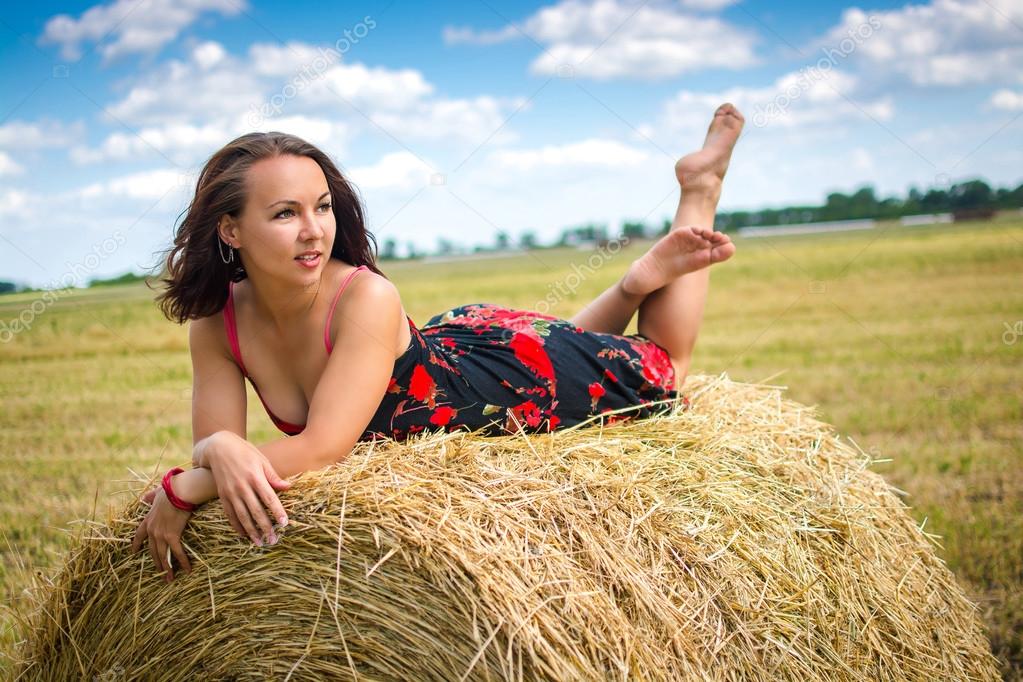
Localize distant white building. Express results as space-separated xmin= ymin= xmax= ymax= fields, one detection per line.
xmin=737 ymin=219 xmax=876 ymax=237
xmin=900 ymin=213 xmax=953 ymax=226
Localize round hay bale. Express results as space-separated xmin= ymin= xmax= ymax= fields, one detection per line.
xmin=14 ymin=374 xmax=998 ymax=680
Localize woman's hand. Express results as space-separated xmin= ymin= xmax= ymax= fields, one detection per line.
xmin=132 ymin=487 xmax=193 ymax=582
xmin=203 ymin=431 xmax=291 ymax=546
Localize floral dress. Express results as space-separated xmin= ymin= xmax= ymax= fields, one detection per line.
xmin=225 ymin=265 xmax=688 ymax=441
xmin=358 ymin=302 xmax=687 ymax=441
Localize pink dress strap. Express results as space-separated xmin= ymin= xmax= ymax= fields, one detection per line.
xmin=223 ymin=280 xmax=248 ymax=376
xmin=324 ymin=265 xmax=369 ymax=354
xmin=223 ymin=279 xmax=305 ymax=435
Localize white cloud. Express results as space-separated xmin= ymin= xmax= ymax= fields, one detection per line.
xmin=651 ymin=68 xmax=893 ymax=138
xmin=489 ymin=138 xmax=650 ymax=171
xmin=818 ymin=0 xmax=1023 ymax=88
xmin=444 ymin=0 xmax=758 ymax=80
xmin=39 ymin=0 xmax=245 ymax=62
xmin=989 ymin=89 xmax=1023 ymax=111
xmin=74 ymin=168 xmax=192 ymax=201
xmin=248 ymin=41 xmax=343 ymax=77
xmin=0 ymin=189 xmax=33 ymax=218
xmin=851 ymin=146 xmax=874 ymax=171
xmin=372 ymin=95 xmax=527 ymax=143
xmin=84 ymin=40 xmax=523 ymax=163
xmin=247 ymin=116 xmax=350 ymax=150
xmin=192 ymin=40 xmax=228 ymax=70
xmin=308 ymin=63 xmax=435 ymax=110
xmin=442 ymin=25 xmax=520 ymax=46
xmin=0 ymin=152 xmax=25 ymax=176
xmin=71 ymin=116 xmax=349 ymax=166
xmin=348 ymin=152 xmax=436 ymax=191
xmin=679 ymin=0 xmax=738 ymax=8
xmin=70 ymin=121 xmax=232 ymax=165
xmin=104 ymin=42 xmax=264 ymax=126
xmin=0 ymin=119 xmax=85 ymax=149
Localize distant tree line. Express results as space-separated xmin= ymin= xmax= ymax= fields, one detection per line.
xmin=0 ymin=271 xmax=152 ymax=295
xmin=4 ymin=178 xmax=1021 ymax=292
xmin=708 ymin=178 xmax=1023 ymax=233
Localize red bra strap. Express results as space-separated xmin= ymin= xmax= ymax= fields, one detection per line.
xmin=223 ymin=280 xmax=249 ymax=376
xmin=324 ymin=265 xmax=368 ymax=354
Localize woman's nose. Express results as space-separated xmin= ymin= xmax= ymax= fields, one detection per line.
xmin=300 ymin=211 xmax=325 ymax=238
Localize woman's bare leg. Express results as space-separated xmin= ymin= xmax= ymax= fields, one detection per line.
xmin=567 ymin=277 xmax=646 ymax=335
xmin=570 ymin=104 xmax=744 ymax=390
xmin=566 ymin=225 xmax=731 ymax=334
xmin=635 ymin=104 xmax=744 ymax=388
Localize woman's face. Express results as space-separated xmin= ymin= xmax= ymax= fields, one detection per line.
xmin=232 ymin=153 xmax=336 ymax=285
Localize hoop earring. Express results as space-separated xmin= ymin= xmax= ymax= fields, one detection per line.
xmin=218 ymin=239 xmax=235 ymax=264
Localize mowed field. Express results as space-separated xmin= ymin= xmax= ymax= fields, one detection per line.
xmin=1 ymin=219 xmax=1021 ymax=677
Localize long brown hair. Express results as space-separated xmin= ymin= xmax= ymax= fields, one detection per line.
xmin=152 ymin=131 xmax=383 ymax=323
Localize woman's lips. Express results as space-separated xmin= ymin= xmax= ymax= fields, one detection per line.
xmin=295 ymin=253 xmax=321 ymax=268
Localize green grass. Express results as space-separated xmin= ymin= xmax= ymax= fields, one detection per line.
xmin=2 ymin=220 xmax=1021 ymax=678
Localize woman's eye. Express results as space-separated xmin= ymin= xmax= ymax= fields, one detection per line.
xmin=274 ymin=204 xmax=329 ymax=219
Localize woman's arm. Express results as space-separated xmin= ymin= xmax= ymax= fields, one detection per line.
xmin=197 ymin=274 xmax=405 ymax=478
xmin=182 ymin=274 xmax=405 ymax=542
xmin=173 ymin=465 xmax=219 ymax=506
xmin=194 ymin=429 xmax=344 ymax=480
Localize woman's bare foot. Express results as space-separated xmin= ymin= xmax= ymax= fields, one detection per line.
xmin=620 ymin=226 xmax=735 ymax=296
xmin=674 ymin=102 xmax=745 ymax=200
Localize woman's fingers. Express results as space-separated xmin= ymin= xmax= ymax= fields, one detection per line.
xmin=228 ymin=487 xmax=264 ymax=545
xmin=240 ymin=486 xmax=276 ymax=544
xmin=169 ymin=537 xmax=192 ymax=575
xmin=131 ymin=518 xmax=148 ymax=552
xmin=256 ymin=475 xmax=288 ymax=529
xmin=162 ymin=542 xmax=174 ymax=582
xmin=221 ymin=497 xmax=248 ymax=540
xmin=149 ymin=537 xmax=168 ymax=581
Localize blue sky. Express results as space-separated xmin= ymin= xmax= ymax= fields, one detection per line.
xmin=1 ymin=0 xmax=1021 ymax=288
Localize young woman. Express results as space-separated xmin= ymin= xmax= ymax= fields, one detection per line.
xmin=131 ymin=103 xmax=743 ymax=582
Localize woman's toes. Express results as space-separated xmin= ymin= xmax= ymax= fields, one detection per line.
xmin=696 ymin=228 xmax=730 ymax=244
xmin=711 ymin=242 xmax=736 ymax=263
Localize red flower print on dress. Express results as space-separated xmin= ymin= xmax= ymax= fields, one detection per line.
xmin=630 ymin=339 xmax=675 ymax=390
xmin=509 ymin=331 xmax=555 ymax=385
xmin=588 ymin=381 xmax=606 ymax=411
xmin=597 ymin=347 xmax=629 ymax=361
xmin=430 ymin=405 xmax=457 ymax=426
xmin=408 ymin=364 xmax=439 ymax=408
xmin=386 ymin=377 xmax=400 ymax=393
xmin=505 ymin=399 xmax=543 ymax=430
xmin=603 ymin=368 xmax=618 ymax=383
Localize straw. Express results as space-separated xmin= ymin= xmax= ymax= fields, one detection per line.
xmin=12 ymin=373 xmax=999 ymax=681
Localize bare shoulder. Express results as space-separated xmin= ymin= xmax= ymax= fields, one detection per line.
xmin=338 ymin=267 xmax=404 ymax=314
xmin=329 ymin=266 xmax=407 ymax=353
xmin=188 ymin=307 xmax=231 ymax=360
xmin=187 ymin=306 xmax=247 ymax=443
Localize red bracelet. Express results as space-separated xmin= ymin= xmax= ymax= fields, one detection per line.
xmin=162 ymin=467 xmax=198 ymax=512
